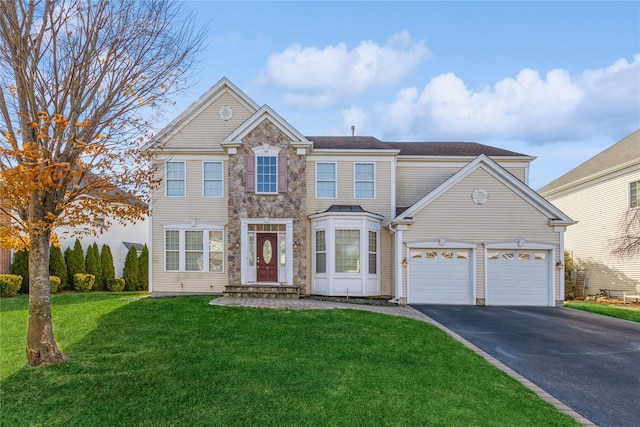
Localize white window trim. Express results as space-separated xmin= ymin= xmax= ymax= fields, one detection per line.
xmin=165 ymin=161 xmax=186 ymax=197
xmin=163 ymin=224 xmax=225 ymax=273
xmin=354 ymin=162 xmax=376 ymax=199
xmin=202 ymin=161 xmax=224 ymax=198
xmin=316 ymin=162 xmax=337 ymax=199
xmin=252 ymin=144 xmax=280 ymax=195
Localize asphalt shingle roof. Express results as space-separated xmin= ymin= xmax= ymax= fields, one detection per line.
xmin=307 ymin=136 xmax=528 ymax=157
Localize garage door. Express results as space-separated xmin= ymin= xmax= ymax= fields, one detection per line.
xmin=486 ymin=250 xmax=551 ymax=306
xmin=408 ymin=249 xmax=473 ymax=304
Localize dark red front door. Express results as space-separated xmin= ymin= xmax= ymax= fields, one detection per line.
xmin=257 ymin=233 xmax=278 ymax=282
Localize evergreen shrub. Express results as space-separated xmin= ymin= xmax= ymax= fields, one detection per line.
xmin=122 ymin=246 xmax=139 ymax=291
xmin=86 ymin=243 xmax=103 ymax=290
xmin=9 ymin=250 xmax=29 ymax=293
xmin=106 ymin=278 xmax=126 ymax=292
xmin=49 ymin=244 xmax=67 ymax=289
xmin=138 ymin=245 xmax=149 ymax=291
xmin=67 ymin=239 xmax=86 ymax=285
xmin=73 ymin=273 xmax=95 ymax=292
xmin=49 ymin=276 xmax=61 ymax=294
xmin=0 ymin=274 xmax=22 ymax=297
xmin=101 ymin=244 xmax=116 ymax=288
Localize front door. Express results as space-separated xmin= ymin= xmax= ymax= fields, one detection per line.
xmin=257 ymin=233 xmax=278 ymax=282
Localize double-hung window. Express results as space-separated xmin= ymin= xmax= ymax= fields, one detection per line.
xmin=316 ymin=162 xmax=336 ymax=198
xmin=631 ymin=180 xmax=639 ymax=208
xmin=355 ymin=163 xmax=375 ymax=199
xmin=368 ymin=231 xmax=377 ymax=274
xmin=165 ymin=228 xmax=224 ymax=272
xmin=203 ymin=161 xmax=223 ymax=197
xmin=315 ymin=230 xmax=326 ymax=274
xmin=256 ymin=155 xmax=277 ymax=194
xmin=166 ymin=161 xmax=185 ymax=197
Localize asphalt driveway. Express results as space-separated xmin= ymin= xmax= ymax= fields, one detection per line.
xmin=411 ymin=305 xmax=640 ymax=427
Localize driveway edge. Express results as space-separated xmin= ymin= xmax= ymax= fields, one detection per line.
xmin=406 ymin=307 xmax=597 ymax=427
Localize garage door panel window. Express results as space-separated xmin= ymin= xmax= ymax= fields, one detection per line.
xmin=411 ymin=249 xmax=423 ymax=259
xmin=426 ymin=251 xmax=437 ymax=259
xmin=534 ymin=251 xmax=546 ymax=260
xmin=457 ymin=250 xmax=469 ymax=260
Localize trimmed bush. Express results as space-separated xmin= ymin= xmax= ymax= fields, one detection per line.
xmin=106 ymin=278 xmax=126 ymax=292
xmin=0 ymin=274 xmax=22 ymax=297
xmin=49 ymin=244 xmax=67 ymax=289
xmin=101 ymin=244 xmax=116 ymax=288
xmin=49 ymin=276 xmax=61 ymax=294
xmin=138 ymin=244 xmax=149 ymax=291
xmin=73 ymin=273 xmax=95 ymax=292
xmin=86 ymin=242 xmax=103 ymax=291
xmin=122 ymin=246 xmax=139 ymax=291
xmin=9 ymin=249 xmax=29 ymax=294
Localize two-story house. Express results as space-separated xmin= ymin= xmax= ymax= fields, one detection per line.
xmin=539 ymin=130 xmax=640 ymax=298
xmin=148 ymin=78 xmax=574 ymax=306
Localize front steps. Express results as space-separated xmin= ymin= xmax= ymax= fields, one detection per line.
xmin=223 ymin=284 xmax=300 ymax=299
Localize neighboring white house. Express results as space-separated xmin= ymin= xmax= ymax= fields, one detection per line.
xmin=147 ymin=77 xmax=574 ymax=306
xmin=56 ymin=197 xmax=148 ymax=277
xmin=539 ymin=130 xmax=640 ymax=298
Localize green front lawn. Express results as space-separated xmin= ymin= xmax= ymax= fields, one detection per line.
xmin=1 ymin=293 xmax=577 ymax=426
xmin=565 ymin=301 xmax=640 ymax=322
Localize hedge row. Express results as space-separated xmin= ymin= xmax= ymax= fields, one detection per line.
xmin=7 ymin=239 xmax=148 ymax=295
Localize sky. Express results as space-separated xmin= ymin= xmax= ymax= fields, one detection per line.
xmin=166 ymin=1 xmax=640 ymax=190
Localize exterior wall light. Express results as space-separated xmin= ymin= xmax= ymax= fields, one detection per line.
xmin=402 ymin=257 xmax=408 ymax=268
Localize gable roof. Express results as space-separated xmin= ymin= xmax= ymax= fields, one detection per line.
xmin=393 ymin=154 xmax=574 ymax=226
xmin=539 ymin=129 xmax=640 ymax=195
xmin=148 ymin=77 xmax=260 ymax=148
xmin=223 ymin=104 xmax=311 ymax=148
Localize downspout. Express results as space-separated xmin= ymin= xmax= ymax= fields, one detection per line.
xmin=388 ymin=224 xmax=404 ymax=304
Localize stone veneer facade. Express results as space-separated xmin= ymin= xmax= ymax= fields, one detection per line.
xmin=226 ymin=120 xmax=308 ymax=291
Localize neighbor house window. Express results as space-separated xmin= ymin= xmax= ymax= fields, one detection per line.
xmin=315 ymin=230 xmax=326 ymax=274
xmin=203 ymin=161 xmax=223 ymax=197
xmin=256 ymin=155 xmax=277 ymax=194
xmin=355 ymin=163 xmax=375 ymax=199
xmin=316 ymin=162 xmax=336 ymax=198
xmin=631 ymin=180 xmax=639 ymax=208
xmin=368 ymin=231 xmax=377 ymax=274
xmin=166 ymin=161 xmax=185 ymax=196
xmin=335 ymin=230 xmax=360 ymax=273
xmin=164 ymin=228 xmax=224 ymax=272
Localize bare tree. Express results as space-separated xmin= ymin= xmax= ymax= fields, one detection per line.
xmin=610 ymin=208 xmax=640 ymax=259
xmin=0 ymin=0 xmax=204 ymax=366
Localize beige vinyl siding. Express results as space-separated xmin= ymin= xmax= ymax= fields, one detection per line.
xmin=396 ymin=164 xmax=459 ymax=208
xmin=151 ymin=158 xmax=229 ymax=294
xmin=305 ymin=157 xmax=394 ymax=297
xmin=402 ymin=167 xmax=560 ymax=301
xmin=306 ymin=158 xmax=394 ymax=221
xmin=164 ymin=92 xmax=254 ymax=150
xmin=546 ymin=168 xmax=640 ymax=295
xmin=396 ymin=162 xmax=528 ymax=209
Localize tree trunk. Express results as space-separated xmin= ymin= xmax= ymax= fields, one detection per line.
xmin=26 ymin=202 xmax=67 ymax=366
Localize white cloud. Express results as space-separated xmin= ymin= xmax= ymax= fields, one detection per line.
xmin=373 ymin=54 xmax=640 ymax=144
xmin=258 ymin=30 xmax=430 ymax=108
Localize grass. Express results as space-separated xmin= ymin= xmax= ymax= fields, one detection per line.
xmin=1 ymin=293 xmax=578 ymax=426
xmin=565 ymin=301 xmax=640 ymax=323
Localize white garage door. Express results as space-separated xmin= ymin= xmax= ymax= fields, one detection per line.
xmin=486 ymin=250 xmax=551 ymax=306
xmin=408 ymin=249 xmax=473 ymax=304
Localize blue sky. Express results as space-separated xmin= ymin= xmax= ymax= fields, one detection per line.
xmin=168 ymin=1 xmax=640 ymax=189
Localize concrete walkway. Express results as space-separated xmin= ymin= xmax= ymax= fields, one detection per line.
xmin=209 ymin=297 xmax=594 ymax=426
